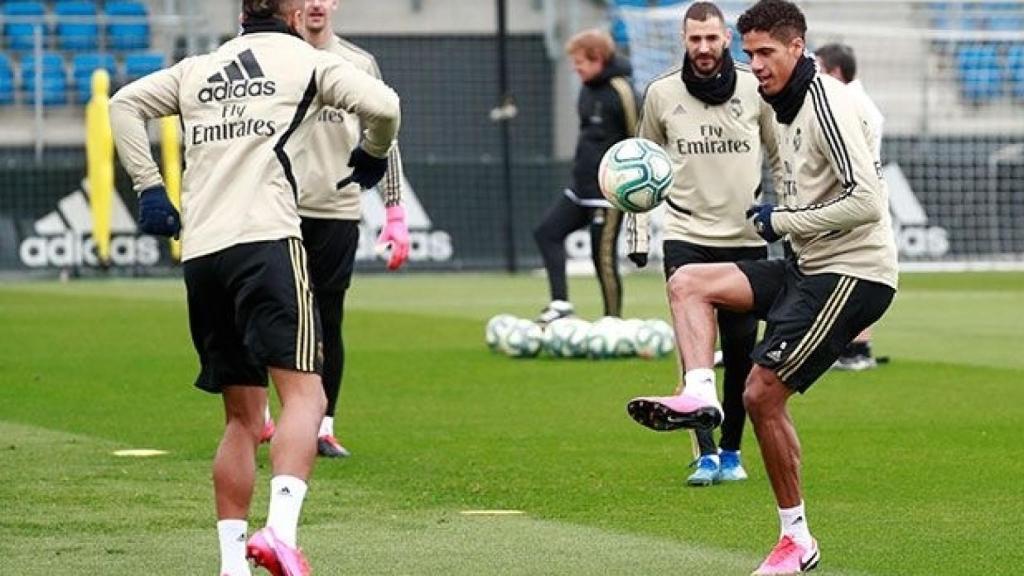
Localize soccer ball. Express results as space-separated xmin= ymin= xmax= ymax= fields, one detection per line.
xmin=544 ymin=317 xmax=591 ymax=358
xmin=635 ymin=319 xmax=675 ymax=359
xmin=598 ymin=137 xmax=674 ymax=213
xmin=503 ymin=319 xmax=544 ymax=358
xmin=586 ymin=317 xmax=633 ymax=359
xmin=485 ymin=314 xmax=518 ymax=352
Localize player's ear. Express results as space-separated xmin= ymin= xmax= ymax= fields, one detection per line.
xmin=789 ymin=36 xmax=805 ymax=59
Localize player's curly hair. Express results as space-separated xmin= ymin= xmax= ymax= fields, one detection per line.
xmin=242 ymin=0 xmax=299 ymax=20
xmin=736 ymin=0 xmax=807 ymax=43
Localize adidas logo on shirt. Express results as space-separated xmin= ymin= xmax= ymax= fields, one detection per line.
xmin=198 ymin=49 xmax=277 ymax=103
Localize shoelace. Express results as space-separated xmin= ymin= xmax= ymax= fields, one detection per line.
xmin=765 ymin=536 xmax=798 ymax=564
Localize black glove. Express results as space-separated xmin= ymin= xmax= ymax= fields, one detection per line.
xmin=337 ymin=146 xmax=388 ymax=190
xmin=628 ymin=252 xmax=648 ymax=268
xmin=138 ymin=185 xmax=181 ymax=238
xmin=746 ymin=204 xmax=780 ymax=243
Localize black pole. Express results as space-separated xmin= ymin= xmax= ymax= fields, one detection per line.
xmin=496 ymin=0 xmax=518 ymax=272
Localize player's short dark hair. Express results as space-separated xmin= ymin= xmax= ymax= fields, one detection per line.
xmin=684 ymin=2 xmax=726 ymax=26
xmin=242 ymin=0 xmax=298 ymax=20
xmin=736 ymin=0 xmax=807 ymax=43
xmin=815 ymin=43 xmax=857 ymax=82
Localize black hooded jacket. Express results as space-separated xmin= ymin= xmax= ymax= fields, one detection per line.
xmin=571 ymin=55 xmax=639 ymax=202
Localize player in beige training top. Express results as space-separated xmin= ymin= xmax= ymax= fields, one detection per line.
xmin=286 ymin=0 xmax=410 ymax=459
xmin=109 ymin=1 xmax=400 ymax=574
xmin=627 ymin=1 xmax=896 ymax=573
xmin=624 ymin=1 xmax=782 ymax=488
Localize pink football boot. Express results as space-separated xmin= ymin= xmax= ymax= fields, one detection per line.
xmin=626 ymin=393 xmax=723 ymax=431
xmin=246 ymin=527 xmax=310 ymax=576
xmin=752 ymin=536 xmax=820 ymax=575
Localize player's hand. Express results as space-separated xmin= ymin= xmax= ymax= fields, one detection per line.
xmin=377 ymin=205 xmax=410 ymax=271
xmin=138 ymin=185 xmax=181 ymax=238
xmin=746 ymin=204 xmax=780 ymax=243
xmin=628 ymin=252 xmax=648 ymax=268
xmin=337 ymin=146 xmax=388 ymax=190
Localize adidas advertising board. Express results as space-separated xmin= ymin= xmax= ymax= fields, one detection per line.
xmin=17 ymin=179 xmax=161 ymax=268
xmin=883 ymin=163 xmax=950 ymax=258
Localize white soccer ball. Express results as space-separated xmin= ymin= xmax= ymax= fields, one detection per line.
xmin=544 ymin=317 xmax=590 ymax=358
xmin=598 ymin=137 xmax=674 ymax=213
xmin=635 ymin=318 xmax=676 ymax=359
xmin=586 ymin=317 xmax=633 ymax=359
xmin=485 ymin=314 xmax=518 ymax=352
xmin=503 ymin=319 xmax=544 ymax=358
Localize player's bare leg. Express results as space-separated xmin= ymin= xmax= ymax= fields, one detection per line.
xmin=628 ymin=263 xmax=754 ymax=431
xmin=247 ymin=369 xmax=325 ymax=576
xmin=214 ymin=386 xmax=265 ymax=576
xmin=745 ymin=364 xmax=819 ymax=574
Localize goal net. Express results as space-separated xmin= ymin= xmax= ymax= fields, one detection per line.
xmin=615 ymin=0 xmax=1024 ymax=270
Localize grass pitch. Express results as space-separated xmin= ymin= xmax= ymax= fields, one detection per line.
xmin=1 ymin=271 xmax=1022 ymax=575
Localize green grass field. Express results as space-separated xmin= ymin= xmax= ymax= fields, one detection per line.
xmin=1 ymin=271 xmax=1022 ymax=575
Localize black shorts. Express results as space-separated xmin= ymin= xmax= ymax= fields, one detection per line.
xmin=300 ymin=218 xmax=360 ymax=293
xmin=736 ymin=258 xmax=895 ymax=393
xmin=184 ymin=238 xmax=322 ymax=394
xmin=663 ymin=239 xmax=767 ymax=280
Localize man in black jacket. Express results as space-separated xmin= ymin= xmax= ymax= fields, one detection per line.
xmin=534 ymin=28 xmax=639 ymax=324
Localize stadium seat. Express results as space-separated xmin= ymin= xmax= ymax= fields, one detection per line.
xmin=0 ymin=53 xmax=14 ymax=104
xmin=981 ymin=2 xmax=1024 ymax=31
xmin=54 ymin=0 xmax=99 ymax=51
xmin=955 ymin=43 xmax=1003 ymax=104
xmin=123 ymin=51 xmax=164 ymax=80
xmin=610 ymin=0 xmax=648 ymax=51
xmin=3 ymin=1 xmax=47 ymax=52
xmin=71 ymin=52 xmax=115 ymax=103
xmin=1008 ymin=43 xmax=1024 ymax=101
xmin=20 ymin=52 xmax=68 ymax=106
xmin=105 ymin=0 xmax=150 ymax=51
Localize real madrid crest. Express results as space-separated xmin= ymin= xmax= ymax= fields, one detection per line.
xmin=729 ymin=97 xmax=743 ymax=119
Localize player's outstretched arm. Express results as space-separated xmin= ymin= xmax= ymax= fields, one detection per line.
xmin=317 ymin=53 xmax=400 ymax=160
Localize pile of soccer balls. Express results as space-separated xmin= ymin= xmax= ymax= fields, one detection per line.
xmin=485 ymin=314 xmax=675 ymax=360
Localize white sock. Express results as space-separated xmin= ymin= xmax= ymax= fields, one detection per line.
xmin=319 ymin=416 xmax=334 ymax=438
xmin=267 ymin=475 xmax=308 ymax=548
xmin=683 ymin=368 xmax=719 ymax=406
xmin=779 ymin=501 xmax=813 ymax=549
xmin=217 ymin=519 xmax=251 ymax=576
xmin=264 ymin=404 xmax=272 ymax=424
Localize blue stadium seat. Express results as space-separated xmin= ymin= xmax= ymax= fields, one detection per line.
xmin=610 ymin=0 xmax=648 ymax=50
xmin=955 ymin=43 xmax=1003 ymax=104
xmin=0 ymin=53 xmax=15 ymax=104
xmin=71 ymin=52 xmax=115 ymax=103
xmin=1008 ymin=43 xmax=1024 ymax=101
xmin=123 ymin=51 xmax=164 ymax=80
xmin=3 ymin=1 xmax=47 ymax=52
xmin=105 ymin=0 xmax=150 ymax=51
xmin=20 ymin=52 xmax=67 ymax=106
xmin=54 ymin=0 xmax=99 ymax=51
xmin=981 ymin=2 xmax=1024 ymax=31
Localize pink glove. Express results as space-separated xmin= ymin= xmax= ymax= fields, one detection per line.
xmin=377 ymin=205 xmax=410 ymax=271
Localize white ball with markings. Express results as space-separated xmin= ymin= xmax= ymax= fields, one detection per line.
xmin=485 ymin=314 xmax=518 ymax=352
xmin=503 ymin=319 xmax=544 ymax=358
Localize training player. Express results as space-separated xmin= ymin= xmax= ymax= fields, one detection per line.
xmin=624 ymin=1 xmax=782 ymax=487
xmin=294 ymin=0 xmax=410 ymax=458
xmin=533 ymin=29 xmax=639 ymax=325
xmin=815 ymin=42 xmax=885 ymax=372
xmin=627 ymin=0 xmax=896 ymax=572
xmin=109 ymin=1 xmax=400 ymax=574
